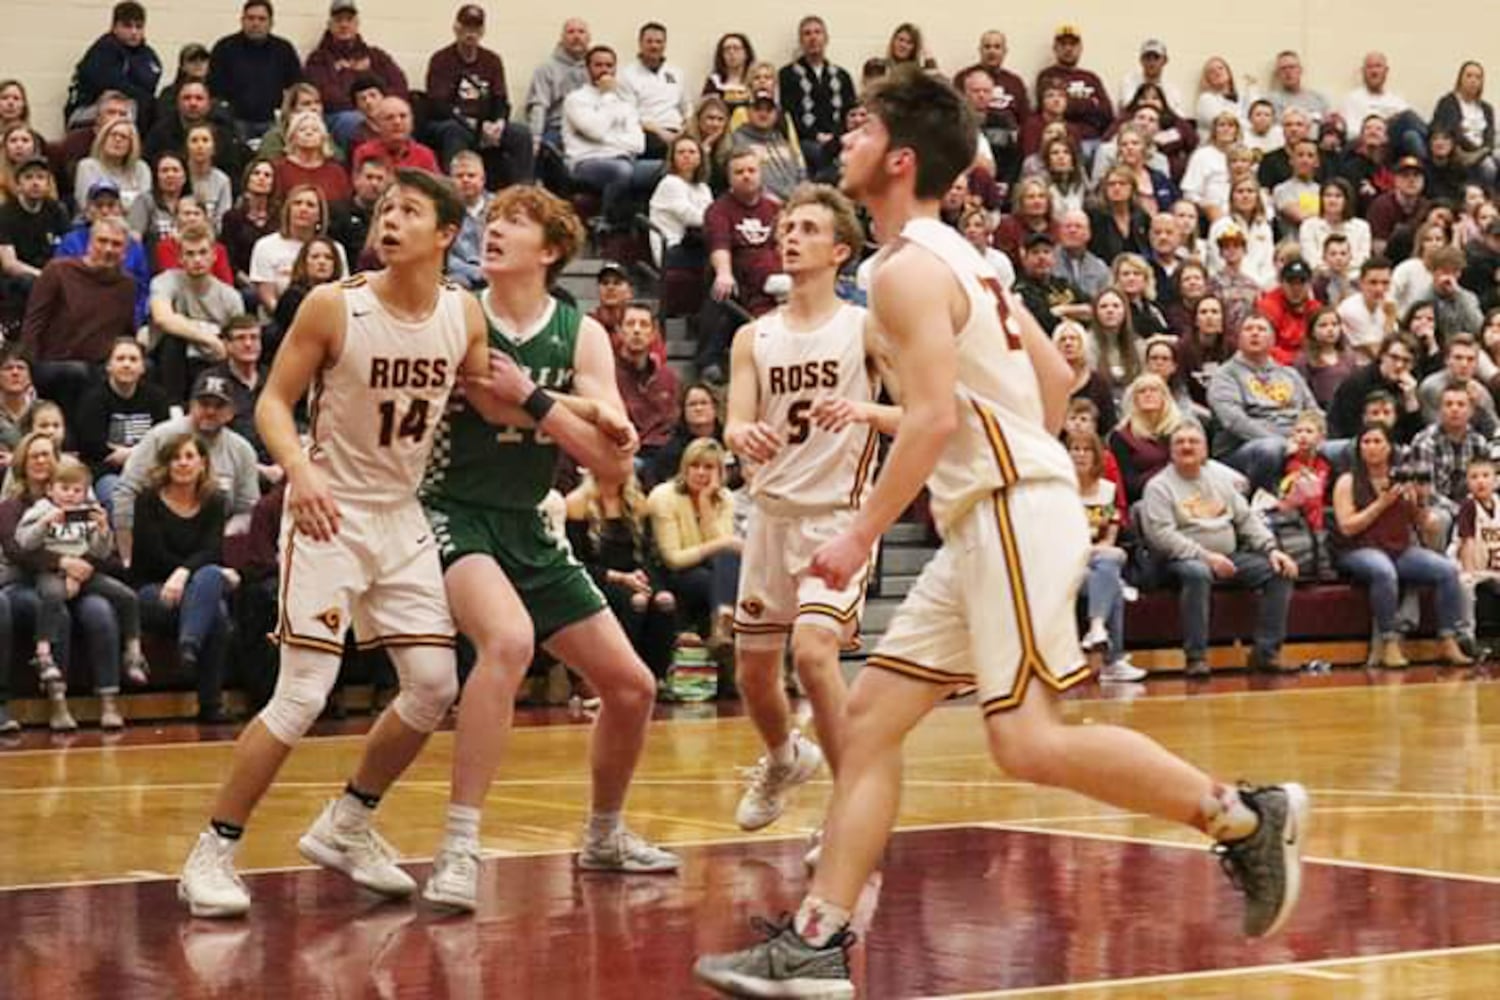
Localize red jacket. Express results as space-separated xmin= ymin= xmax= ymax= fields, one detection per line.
xmin=352 ymin=138 xmax=439 ymax=175
xmin=1257 ymin=287 xmax=1324 ymax=366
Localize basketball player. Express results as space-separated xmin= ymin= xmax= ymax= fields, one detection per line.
xmin=178 ymin=169 xmax=524 ymax=918
xmin=695 ymin=70 xmax=1310 ymax=996
xmin=419 ymin=185 xmax=679 ymax=914
xmin=723 ymin=183 xmax=897 ymax=848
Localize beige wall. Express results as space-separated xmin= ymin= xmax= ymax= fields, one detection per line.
xmin=7 ymin=1 xmax=1492 ymax=134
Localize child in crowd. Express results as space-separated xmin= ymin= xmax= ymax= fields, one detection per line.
xmin=1456 ymin=458 xmax=1500 ymax=642
xmin=1312 ymin=233 xmax=1356 ymax=305
xmin=15 ymin=458 xmax=150 ymax=698
xmin=1278 ymin=411 xmax=1334 ymax=578
xmin=1064 ymin=399 xmax=1128 ymax=518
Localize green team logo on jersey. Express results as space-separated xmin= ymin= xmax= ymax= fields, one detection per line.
xmin=422 ymin=298 xmax=580 ymax=511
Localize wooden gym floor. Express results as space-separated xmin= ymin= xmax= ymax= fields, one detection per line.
xmin=3 ymin=667 xmax=1500 ymax=998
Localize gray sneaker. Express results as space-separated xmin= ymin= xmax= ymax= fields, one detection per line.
xmin=694 ymin=915 xmax=854 ymax=998
xmin=0 ymin=705 xmax=19 ymax=734
xmin=1214 ymin=783 xmax=1310 ymax=937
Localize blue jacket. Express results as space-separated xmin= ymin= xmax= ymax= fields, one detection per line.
xmin=56 ymin=224 xmax=150 ymax=328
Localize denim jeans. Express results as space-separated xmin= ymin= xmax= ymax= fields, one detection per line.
xmin=428 ymin=119 xmax=536 ymax=187
xmin=665 ymin=549 xmax=743 ymax=634
xmin=6 ymin=582 xmax=120 ymax=694
xmin=1084 ymin=549 xmax=1127 ymax=660
xmin=1165 ymin=551 xmax=1293 ymax=661
xmin=571 ymin=156 xmax=663 ymax=227
xmin=139 ymin=564 xmax=231 ymax=710
xmin=1334 ymin=545 xmax=1464 ymax=636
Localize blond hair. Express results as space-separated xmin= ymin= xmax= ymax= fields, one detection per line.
xmin=1122 ymin=373 xmax=1183 ymax=438
xmin=779 ymin=183 xmax=864 ymax=260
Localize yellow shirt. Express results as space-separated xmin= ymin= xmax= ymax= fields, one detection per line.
xmin=647 ymin=482 xmax=734 ymax=570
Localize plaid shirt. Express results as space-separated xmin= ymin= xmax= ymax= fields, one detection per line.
xmin=1410 ymin=424 xmax=1492 ymax=505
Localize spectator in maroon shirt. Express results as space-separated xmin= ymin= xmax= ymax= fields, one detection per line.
xmin=952 ymin=30 xmax=1030 ymax=123
xmin=271 ymin=112 xmax=350 ymax=207
xmin=425 ymin=4 xmax=535 ymax=189
xmin=615 ymin=302 xmax=681 ymax=467
xmin=352 ymin=97 xmax=439 ymax=174
xmin=697 ymin=149 xmax=780 ymax=380
xmin=1036 ymin=24 xmax=1114 ymax=151
xmin=22 ymin=218 xmax=136 ymax=414
xmin=304 ymin=0 xmax=409 ymax=147
xmin=1368 ymin=156 xmax=1431 ymax=261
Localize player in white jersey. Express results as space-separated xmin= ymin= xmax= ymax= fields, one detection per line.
xmin=179 ymin=169 xmax=513 ymax=918
xmin=697 ymin=71 xmax=1311 ymax=998
xmin=724 ymin=184 xmax=897 ymax=844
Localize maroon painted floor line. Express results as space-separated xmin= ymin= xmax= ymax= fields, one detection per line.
xmin=3 ymin=827 xmax=1496 ymax=998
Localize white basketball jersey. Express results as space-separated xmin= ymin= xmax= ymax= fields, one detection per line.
xmin=1474 ymin=498 xmax=1500 ymax=570
xmin=870 ymin=218 xmax=1076 ymax=532
xmin=307 ymin=275 xmax=470 ymax=504
xmin=748 ymin=302 xmax=878 ymax=512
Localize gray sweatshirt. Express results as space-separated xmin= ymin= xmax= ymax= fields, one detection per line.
xmin=16 ymin=499 xmax=113 ymax=562
xmin=112 ymin=415 xmax=260 ymax=532
xmin=525 ymin=45 xmax=589 ymax=139
xmin=1141 ymin=464 xmax=1276 ymax=561
xmin=1206 ymin=352 xmax=1320 ymax=457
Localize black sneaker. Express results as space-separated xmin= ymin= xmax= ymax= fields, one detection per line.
xmin=1214 ymin=783 xmax=1310 ymax=937
xmin=694 ymin=915 xmax=855 ymax=998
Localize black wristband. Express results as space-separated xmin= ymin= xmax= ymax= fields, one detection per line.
xmin=522 ymin=386 xmax=556 ymax=423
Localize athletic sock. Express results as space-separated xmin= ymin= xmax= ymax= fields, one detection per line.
xmin=586 ymin=810 xmax=622 ymax=842
xmin=333 ymin=784 xmax=380 ymax=830
xmin=445 ymin=803 xmax=482 ymax=850
xmin=794 ymin=896 xmax=851 ymax=948
xmin=768 ymin=734 xmax=796 ymax=767
xmin=1196 ymin=783 xmax=1259 ymax=842
xmin=209 ymin=818 xmax=244 ymax=842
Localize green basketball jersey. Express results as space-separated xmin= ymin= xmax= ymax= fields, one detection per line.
xmin=422 ymin=295 xmax=579 ymax=511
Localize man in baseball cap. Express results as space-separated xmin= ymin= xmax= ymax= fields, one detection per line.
xmin=1037 ymin=21 xmax=1113 ymax=144
xmin=1258 ymin=258 xmax=1323 ymax=364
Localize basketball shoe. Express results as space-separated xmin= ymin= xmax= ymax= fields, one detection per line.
xmin=694 ymin=915 xmax=855 ymax=998
xmin=1214 ymin=782 xmax=1310 ymax=937
xmin=297 ymin=799 xmax=417 ymax=898
xmin=178 ymin=831 xmax=251 ymax=918
xmin=577 ymin=827 xmax=682 ymax=873
xmin=736 ymin=731 xmax=825 ymax=831
xmin=422 ymin=842 xmax=481 ymax=912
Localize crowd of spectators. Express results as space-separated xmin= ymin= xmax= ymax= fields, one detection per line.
xmin=4 ymin=2 xmax=1500 ymax=727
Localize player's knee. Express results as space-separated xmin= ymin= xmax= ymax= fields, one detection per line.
xmin=651 ymin=590 xmax=676 ymax=614
xmin=391 ymin=647 xmax=459 ymax=733
xmin=473 ymin=622 xmax=534 ymax=675
xmin=259 ymin=651 xmax=336 ymax=743
xmin=986 ymin=715 xmax=1066 ymax=786
xmin=603 ymin=659 xmax=657 ymax=715
xmin=791 ymin=631 xmax=841 ymax=685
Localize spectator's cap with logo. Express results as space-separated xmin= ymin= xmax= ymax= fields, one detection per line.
xmin=597 ymin=260 xmax=628 ymax=281
xmin=1140 ymin=38 xmax=1167 ymax=58
xmin=192 ymin=373 xmax=234 ymax=404
xmin=456 ymin=4 xmax=484 ymax=26
xmin=1214 ymin=223 xmax=1246 ymax=245
xmin=87 ymin=178 xmax=122 ymax=202
xmin=1054 ymin=23 xmax=1082 ymax=41
xmin=180 ymin=43 xmax=211 ymax=63
xmin=15 ymin=155 xmax=50 ymax=177
xmin=750 ymin=89 xmax=778 ymax=108
xmin=1395 ymin=155 xmax=1425 ymax=174
xmin=1280 ymin=259 xmax=1312 ymax=282
xmin=1023 ymin=231 xmax=1055 ymax=249
xmin=329 ymin=0 xmax=357 ymax=14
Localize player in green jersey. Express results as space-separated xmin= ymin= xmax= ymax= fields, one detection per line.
xmin=421 ymin=185 xmax=681 ymax=913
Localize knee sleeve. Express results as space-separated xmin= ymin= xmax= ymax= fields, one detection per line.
xmin=258 ymin=645 xmax=340 ymax=744
xmin=388 ymin=644 xmax=459 ymax=733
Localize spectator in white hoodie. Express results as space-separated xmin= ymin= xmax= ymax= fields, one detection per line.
xmin=563 ymin=46 xmax=662 ymax=229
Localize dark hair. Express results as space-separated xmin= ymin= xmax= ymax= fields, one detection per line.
xmin=1363 ymin=388 xmax=1397 ymax=411
xmin=622 ymin=300 xmax=658 ymax=323
xmin=712 ymin=33 xmax=756 ymax=82
xmin=0 ymin=342 xmax=32 ymax=369
xmin=148 ymin=432 xmax=215 ymax=501
xmin=1350 ymin=421 xmax=1395 ymax=500
xmin=1360 ymin=255 xmax=1394 ymax=277
xmin=638 ymin=21 xmax=666 ymax=39
xmin=1379 ymin=331 xmax=1419 ymax=360
xmin=243 ymin=0 xmax=273 ymax=14
xmin=223 ymin=314 xmax=260 ymax=337
xmin=391 ymin=167 xmax=464 ymax=232
xmin=108 ymin=336 xmax=145 ymax=361
xmin=586 ymin=45 xmax=617 ymax=65
xmin=1447 ymin=331 xmax=1479 ymax=355
xmin=348 ymin=74 xmax=384 ymax=105
xmin=112 ymin=1 xmax=146 ymax=26
xmin=289 ymin=235 xmax=346 ymax=286
xmin=863 ymin=68 xmax=977 ymax=200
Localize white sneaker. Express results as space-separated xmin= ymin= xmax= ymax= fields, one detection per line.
xmin=577 ymin=827 xmax=682 ymax=873
xmin=735 ymin=732 xmax=825 ymax=831
xmin=1100 ymin=658 xmax=1148 ymax=682
xmin=178 ymin=831 xmax=251 ymax=918
xmin=803 ymin=828 xmax=823 ymax=872
xmin=1080 ymin=620 xmax=1110 ymax=652
xmin=297 ymin=799 xmax=417 ymax=899
xmin=422 ymin=842 xmax=481 ymax=912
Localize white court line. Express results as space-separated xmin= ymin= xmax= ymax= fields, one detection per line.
xmin=978 ymin=821 xmax=1500 ymax=885
xmin=913 ymin=941 xmax=1500 ymax=998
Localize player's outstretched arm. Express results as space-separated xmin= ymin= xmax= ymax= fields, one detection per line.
xmin=724 ymin=322 xmax=783 ymax=464
xmin=257 ymin=283 xmax=342 ymax=540
xmin=809 ymin=396 xmax=904 ymax=437
xmin=813 ymin=249 xmax=959 ymax=588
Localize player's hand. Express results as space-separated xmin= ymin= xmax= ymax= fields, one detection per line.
xmin=727 ymin=421 xmax=783 ymax=463
xmin=810 ymin=397 xmax=861 ymax=433
xmin=594 ymin=404 xmax=640 ymax=455
xmin=480 ymin=349 xmax=537 ymax=406
xmin=287 ymin=462 xmax=341 ymax=541
xmin=811 ymin=528 xmax=871 ymax=591
xmin=1204 ymin=552 xmax=1237 ymax=579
